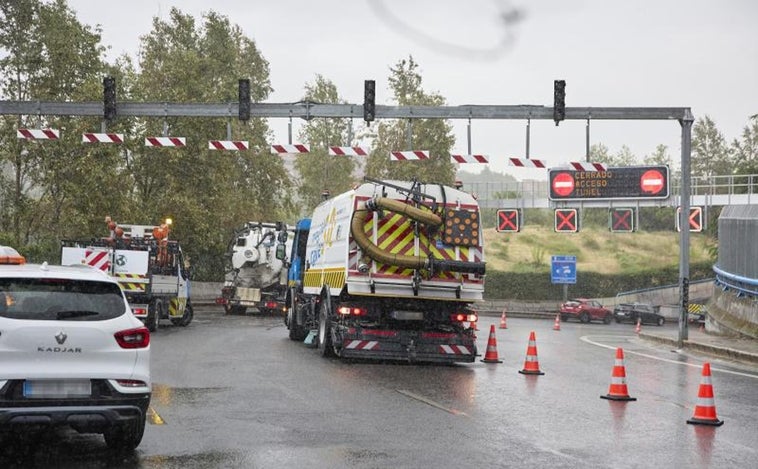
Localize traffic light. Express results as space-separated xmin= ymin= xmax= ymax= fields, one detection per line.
xmin=363 ymin=79 xmax=376 ymax=122
xmin=553 ymin=79 xmax=565 ymax=125
xmin=238 ymin=78 xmax=251 ymax=121
xmin=554 ymin=208 xmax=578 ymax=232
xmin=103 ymin=76 xmax=116 ymax=121
xmin=609 ymin=208 xmax=635 ymax=232
xmin=496 ymin=209 xmax=521 ymax=232
xmin=676 ymin=206 xmax=704 ymax=232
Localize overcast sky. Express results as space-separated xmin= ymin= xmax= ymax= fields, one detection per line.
xmin=66 ymin=0 xmax=758 ymax=180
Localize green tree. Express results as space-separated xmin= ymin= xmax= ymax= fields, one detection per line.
xmin=364 ymin=56 xmax=455 ymax=183
xmin=733 ymin=115 xmax=758 ymax=174
xmin=132 ymin=8 xmax=289 ymax=279
xmin=0 ymin=0 xmax=109 ymax=258
xmin=589 ymin=143 xmax=636 ymax=167
xmin=295 ymin=75 xmax=356 ymax=214
xmin=692 ymin=115 xmax=732 ymax=178
xmin=644 ymin=144 xmax=674 ymax=168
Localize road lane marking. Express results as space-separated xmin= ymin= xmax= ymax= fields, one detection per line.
xmin=147 ymin=406 xmax=166 ymax=425
xmin=580 ymin=335 xmax=758 ymax=379
xmin=396 ymin=389 xmax=468 ymax=417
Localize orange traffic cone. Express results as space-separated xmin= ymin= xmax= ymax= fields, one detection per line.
xmin=600 ymin=348 xmax=636 ymax=401
xmin=481 ymin=325 xmax=503 ymax=363
xmin=687 ymin=362 xmax=724 ymax=426
xmin=499 ymin=310 xmax=508 ymax=329
xmin=518 ymin=331 xmax=544 ymax=375
xmin=553 ymin=313 xmax=561 ymax=331
xmin=635 ymin=318 xmax=641 ymax=334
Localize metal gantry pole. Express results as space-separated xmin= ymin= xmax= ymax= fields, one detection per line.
xmin=467 ymin=117 xmax=472 ymax=155
xmin=585 ymin=117 xmax=591 ymax=161
xmin=678 ymin=109 xmax=695 ymax=347
xmin=525 ymin=117 xmax=531 ymax=159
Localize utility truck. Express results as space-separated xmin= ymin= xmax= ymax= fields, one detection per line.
xmin=217 ymin=222 xmax=292 ymax=315
xmin=61 ymin=217 xmax=193 ymax=332
xmin=283 ymin=179 xmax=486 ymax=363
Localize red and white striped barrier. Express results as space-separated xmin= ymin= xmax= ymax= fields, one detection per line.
xmin=390 ymin=150 xmax=429 ymax=161
xmin=329 ymin=146 xmax=368 ymax=156
xmin=82 ymin=133 xmax=124 ymax=144
xmin=507 ymin=157 xmax=547 ymax=169
xmin=208 ymin=140 xmax=249 ymax=151
xmin=145 ymin=136 xmax=186 ymax=148
xmin=17 ymin=128 xmax=60 ymax=140
xmin=451 ymin=154 xmax=488 ymax=164
xmin=568 ymin=161 xmax=607 ymax=171
xmin=270 ymin=144 xmax=310 ymax=154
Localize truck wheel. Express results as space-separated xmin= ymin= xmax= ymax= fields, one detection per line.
xmin=317 ymin=297 xmax=335 ymax=357
xmin=288 ymin=294 xmax=307 ymax=341
xmin=146 ymin=300 xmax=161 ymax=332
xmin=172 ymin=301 xmax=193 ymax=327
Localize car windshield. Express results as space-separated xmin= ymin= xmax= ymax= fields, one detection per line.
xmin=0 ymin=278 xmax=126 ymax=321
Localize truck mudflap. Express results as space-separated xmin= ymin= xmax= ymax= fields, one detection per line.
xmin=337 ymin=327 xmax=477 ymax=363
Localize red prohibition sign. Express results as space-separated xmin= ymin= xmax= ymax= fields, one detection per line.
xmin=552 ymin=172 xmax=575 ymax=197
xmin=640 ymin=169 xmax=665 ymax=195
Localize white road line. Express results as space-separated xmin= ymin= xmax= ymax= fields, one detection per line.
xmin=580 ymin=335 xmax=758 ymax=379
xmin=396 ymin=389 xmax=468 ymax=417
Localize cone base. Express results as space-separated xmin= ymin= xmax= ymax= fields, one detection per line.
xmin=481 ymin=358 xmax=503 ymax=363
xmin=601 ymin=394 xmax=637 ymax=401
xmin=687 ymin=417 xmax=724 ymax=426
xmin=519 ymin=369 xmax=544 ymax=375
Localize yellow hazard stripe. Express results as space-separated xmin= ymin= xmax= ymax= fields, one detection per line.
xmin=304 ymin=268 xmax=346 ymax=289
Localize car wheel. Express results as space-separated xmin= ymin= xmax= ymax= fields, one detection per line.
xmin=560 ymin=314 xmax=568 ymax=322
xmin=318 ymin=296 xmax=335 ymax=357
xmin=657 ymin=316 xmax=665 ymax=326
xmin=580 ymin=312 xmax=590 ymax=323
xmin=615 ymin=317 xmax=622 ymax=323
xmin=104 ymin=414 xmax=145 ymax=451
xmin=603 ymin=314 xmax=612 ymax=324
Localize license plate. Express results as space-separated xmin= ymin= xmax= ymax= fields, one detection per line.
xmin=23 ymin=379 xmax=92 ymax=398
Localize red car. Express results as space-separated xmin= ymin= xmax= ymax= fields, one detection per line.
xmin=559 ymin=298 xmax=612 ymax=324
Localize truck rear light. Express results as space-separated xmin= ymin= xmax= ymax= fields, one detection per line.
xmin=338 ymin=306 xmax=367 ymax=316
xmin=215 ymin=297 xmax=228 ymax=305
xmin=132 ymin=307 xmax=147 ymax=316
xmin=114 ymin=327 xmax=150 ymax=349
xmin=265 ymin=301 xmax=278 ymax=309
xmin=450 ymin=313 xmax=478 ymax=323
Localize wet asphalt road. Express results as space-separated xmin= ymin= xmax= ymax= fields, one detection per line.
xmin=2 ymin=307 xmax=757 ymax=468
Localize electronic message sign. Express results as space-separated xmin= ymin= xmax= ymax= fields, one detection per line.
xmin=548 ymin=165 xmax=670 ymax=201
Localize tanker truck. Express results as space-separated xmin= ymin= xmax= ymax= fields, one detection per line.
xmin=217 ymin=222 xmax=292 ymax=315
xmin=282 ymin=178 xmax=485 ymax=363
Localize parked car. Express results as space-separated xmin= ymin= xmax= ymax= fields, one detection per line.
xmin=559 ymin=298 xmax=612 ymax=324
xmin=613 ymin=302 xmax=665 ymax=326
xmin=0 ymin=247 xmax=151 ymax=451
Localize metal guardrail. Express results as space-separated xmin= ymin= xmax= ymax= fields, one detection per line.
xmin=713 ymin=265 xmax=758 ymax=297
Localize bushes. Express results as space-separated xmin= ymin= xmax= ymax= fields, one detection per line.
xmin=484 ymin=261 xmax=715 ymax=300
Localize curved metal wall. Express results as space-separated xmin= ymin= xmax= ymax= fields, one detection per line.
xmin=717 ymin=205 xmax=758 ymax=279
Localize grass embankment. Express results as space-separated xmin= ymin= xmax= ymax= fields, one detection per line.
xmin=484 ymin=225 xmax=715 ymax=274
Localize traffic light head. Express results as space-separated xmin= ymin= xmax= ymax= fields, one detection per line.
xmin=554 ymin=208 xmax=578 ymax=232
xmin=364 ymin=79 xmax=376 ymax=122
xmin=553 ymin=79 xmax=566 ymax=125
xmin=609 ymin=208 xmax=635 ymax=233
xmin=496 ymin=208 xmax=521 ymax=232
xmin=103 ymin=76 xmax=116 ymax=121
xmin=239 ymin=78 xmax=251 ymax=121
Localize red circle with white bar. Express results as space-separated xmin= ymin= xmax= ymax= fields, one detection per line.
xmin=640 ymin=169 xmax=665 ymax=195
xmin=552 ymin=172 xmax=574 ymax=197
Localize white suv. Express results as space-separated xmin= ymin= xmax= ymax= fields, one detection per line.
xmin=0 ymin=247 xmax=150 ymax=450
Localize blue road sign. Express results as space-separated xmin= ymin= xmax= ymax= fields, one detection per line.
xmin=551 ymin=255 xmax=577 ymax=284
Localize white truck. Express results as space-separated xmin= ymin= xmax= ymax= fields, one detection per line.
xmin=61 ymin=218 xmax=193 ymax=332
xmin=217 ymin=222 xmax=292 ymax=315
xmin=284 ymin=178 xmax=486 ymax=363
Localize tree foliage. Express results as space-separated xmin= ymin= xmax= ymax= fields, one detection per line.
xmin=294 ymin=75 xmax=356 ymax=214
xmin=364 ymin=56 xmax=456 ymax=184
xmin=733 ymin=115 xmax=758 ymax=175
xmin=692 ymin=115 xmax=731 ymax=178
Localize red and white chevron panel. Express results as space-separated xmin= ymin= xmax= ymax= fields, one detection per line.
xmin=507 ymin=157 xmax=547 ymax=169
xmin=82 ymin=133 xmax=124 ymax=144
xmin=145 ymin=136 xmax=186 ymax=148
xmin=329 ymin=146 xmax=368 ymax=156
xmin=451 ymin=154 xmax=488 ymax=164
xmin=270 ymin=144 xmax=310 ymax=154
xmin=17 ymin=128 xmax=60 ymax=140
xmin=439 ymin=345 xmax=472 ymax=355
xmin=344 ymin=340 xmax=379 ymax=350
xmin=84 ymin=249 xmax=110 ymax=272
xmin=390 ymin=150 xmax=429 ymax=161
xmin=208 ymin=140 xmax=249 ymax=151
xmin=568 ymin=161 xmax=607 ymax=171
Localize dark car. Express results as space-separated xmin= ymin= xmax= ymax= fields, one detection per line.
xmin=559 ymin=298 xmax=612 ymax=324
xmin=614 ymin=302 xmax=665 ymax=326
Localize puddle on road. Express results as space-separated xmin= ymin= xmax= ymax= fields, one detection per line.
xmin=148 ymin=385 xmax=231 ymax=425
xmin=142 ymin=450 xmax=245 ymax=468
